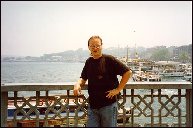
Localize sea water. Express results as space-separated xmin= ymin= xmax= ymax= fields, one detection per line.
xmin=1 ymin=62 xmax=85 ymax=83
xmin=1 ymin=61 xmax=187 ymax=83
xmin=1 ymin=61 xmax=186 ymax=97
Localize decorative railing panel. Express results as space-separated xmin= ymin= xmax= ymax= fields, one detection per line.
xmin=122 ymin=89 xmax=186 ymax=127
xmin=1 ymin=82 xmax=192 ymax=127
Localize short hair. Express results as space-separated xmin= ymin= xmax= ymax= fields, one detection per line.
xmin=88 ymin=36 xmax=103 ymax=46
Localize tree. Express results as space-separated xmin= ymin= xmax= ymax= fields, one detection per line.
xmin=179 ymin=52 xmax=189 ymax=63
xmin=150 ymin=47 xmax=170 ymax=61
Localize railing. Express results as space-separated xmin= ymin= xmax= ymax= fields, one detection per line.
xmin=1 ymin=82 xmax=192 ymax=127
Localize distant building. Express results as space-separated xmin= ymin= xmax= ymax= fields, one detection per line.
xmin=173 ymin=44 xmax=192 ymax=63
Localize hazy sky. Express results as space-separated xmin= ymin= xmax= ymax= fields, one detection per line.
xmin=1 ymin=1 xmax=192 ymax=57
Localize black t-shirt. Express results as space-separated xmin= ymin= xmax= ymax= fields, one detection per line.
xmin=80 ymin=54 xmax=130 ymax=109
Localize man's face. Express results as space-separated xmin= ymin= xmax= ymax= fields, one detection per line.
xmin=88 ymin=38 xmax=102 ymax=57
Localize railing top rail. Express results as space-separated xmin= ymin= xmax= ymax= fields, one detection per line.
xmin=1 ymin=82 xmax=192 ymax=92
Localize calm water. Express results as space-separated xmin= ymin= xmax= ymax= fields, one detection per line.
xmin=1 ymin=62 xmax=85 ymax=83
xmin=1 ymin=62 xmax=186 ymax=83
xmin=1 ymin=61 xmax=186 ymax=97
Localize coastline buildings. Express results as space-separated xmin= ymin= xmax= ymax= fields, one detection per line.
xmin=1 ymin=44 xmax=192 ymax=63
xmin=172 ymin=44 xmax=192 ymax=63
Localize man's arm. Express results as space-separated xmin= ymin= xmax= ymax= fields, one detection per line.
xmin=106 ymin=70 xmax=132 ymax=99
xmin=73 ymin=78 xmax=87 ymax=96
xmin=117 ymin=70 xmax=132 ymax=92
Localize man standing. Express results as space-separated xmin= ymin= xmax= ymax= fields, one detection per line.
xmin=73 ymin=35 xmax=132 ymax=127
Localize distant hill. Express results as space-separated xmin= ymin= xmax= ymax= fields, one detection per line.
xmin=2 ymin=44 xmax=192 ymax=63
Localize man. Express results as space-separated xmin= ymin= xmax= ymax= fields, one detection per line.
xmin=73 ymin=35 xmax=132 ymax=127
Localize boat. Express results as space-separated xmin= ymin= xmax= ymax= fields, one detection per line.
xmin=132 ymin=70 xmax=161 ymax=82
xmin=117 ymin=108 xmax=132 ymax=123
xmin=154 ymin=61 xmax=188 ymax=77
xmin=183 ymin=67 xmax=192 ymax=82
xmin=7 ymin=96 xmax=87 ymax=117
xmin=183 ymin=72 xmax=192 ymax=82
xmin=127 ymin=59 xmax=155 ymax=73
xmin=159 ymin=69 xmax=185 ymax=77
xmin=7 ymin=96 xmax=88 ymax=127
xmin=7 ymin=95 xmax=132 ymax=126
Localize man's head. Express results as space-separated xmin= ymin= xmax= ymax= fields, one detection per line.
xmin=88 ymin=36 xmax=103 ymax=59
xmin=88 ymin=36 xmax=103 ymax=47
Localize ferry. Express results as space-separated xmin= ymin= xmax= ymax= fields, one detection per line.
xmin=132 ymin=70 xmax=161 ymax=82
xmin=159 ymin=69 xmax=185 ymax=77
